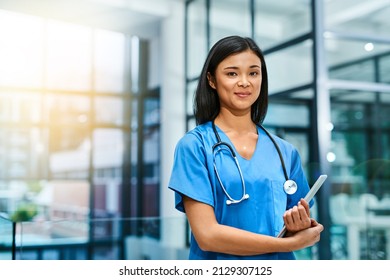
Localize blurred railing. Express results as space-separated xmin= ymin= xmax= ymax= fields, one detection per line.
xmin=0 ymin=213 xmax=15 ymax=260
xmin=1 ymin=215 xmax=317 ymax=260
xmin=1 ymin=216 xmax=190 ymax=260
xmin=5 ymin=210 xmax=389 ymax=260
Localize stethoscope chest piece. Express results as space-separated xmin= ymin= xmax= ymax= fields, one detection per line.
xmin=283 ymin=180 xmax=298 ymax=195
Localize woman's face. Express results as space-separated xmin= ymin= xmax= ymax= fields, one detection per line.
xmin=207 ymin=50 xmax=262 ymax=116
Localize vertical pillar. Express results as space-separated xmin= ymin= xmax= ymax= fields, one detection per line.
xmin=311 ymin=0 xmax=332 ymax=259
xmin=160 ymin=1 xmax=187 ymax=251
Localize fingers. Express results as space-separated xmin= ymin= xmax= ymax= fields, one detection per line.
xmin=299 ymin=199 xmax=310 ymax=216
xmin=311 ymin=220 xmax=324 ymax=233
xmin=284 ymin=201 xmax=311 ymax=232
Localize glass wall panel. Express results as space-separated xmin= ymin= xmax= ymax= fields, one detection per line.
xmin=0 ymin=5 xmax=161 ymax=260
xmin=329 ymin=88 xmax=390 ymax=259
xmin=93 ymin=129 xmax=123 ymax=169
xmin=144 ymin=98 xmax=160 ymax=126
xmin=325 ymin=37 xmax=390 ymax=75
xmin=95 ymin=97 xmax=124 ymax=126
xmin=143 ymin=127 xmax=160 ymax=217
xmin=265 ymin=103 xmax=309 ymax=128
xmin=266 ymin=40 xmax=313 ymax=93
xmin=0 ymin=127 xmax=47 ymax=178
xmin=0 ymin=215 xmax=13 ymax=260
xmin=379 ymin=99 xmax=390 ymax=129
xmin=186 ymin=80 xmax=197 ymax=115
xmin=46 ymin=20 xmax=92 ymax=91
xmin=379 ymin=54 xmax=390 ymax=83
xmin=254 ymin=0 xmax=311 ymax=49
xmin=329 ymin=60 xmax=375 ymax=83
xmin=44 ymin=94 xmax=90 ymax=125
xmin=49 ymin=127 xmax=90 ymax=179
xmin=209 ymin=0 xmax=251 ymax=46
xmin=289 ymin=88 xmax=314 ymax=100
xmin=324 ymin=1 xmax=390 ymax=38
xmin=0 ymin=10 xmax=44 ymax=88
xmin=186 ymin=0 xmax=207 ymax=79
xmin=0 ymin=92 xmax=42 ymax=124
xmin=94 ymin=30 xmax=126 ymax=93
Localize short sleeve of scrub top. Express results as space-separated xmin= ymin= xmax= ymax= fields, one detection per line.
xmin=168 ymin=129 xmax=214 ymax=213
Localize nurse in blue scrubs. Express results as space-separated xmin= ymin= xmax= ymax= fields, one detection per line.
xmin=168 ymin=35 xmax=323 ymax=260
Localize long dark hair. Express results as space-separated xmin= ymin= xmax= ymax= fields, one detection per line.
xmin=194 ymin=35 xmax=268 ymax=125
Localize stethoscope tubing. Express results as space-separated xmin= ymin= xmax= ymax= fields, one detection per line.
xmin=212 ymin=121 xmax=296 ymax=205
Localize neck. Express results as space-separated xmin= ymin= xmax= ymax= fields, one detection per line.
xmin=214 ymin=112 xmax=255 ymax=134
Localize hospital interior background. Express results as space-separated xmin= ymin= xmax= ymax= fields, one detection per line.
xmin=0 ymin=0 xmax=390 ymax=260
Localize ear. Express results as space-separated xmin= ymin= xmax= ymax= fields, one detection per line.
xmin=207 ymin=72 xmax=216 ymax=89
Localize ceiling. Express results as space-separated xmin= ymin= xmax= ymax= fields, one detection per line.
xmin=0 ymin=0 xmax=389 ymax=36
xmin=0 ymin=0 xmax=174 ymax=33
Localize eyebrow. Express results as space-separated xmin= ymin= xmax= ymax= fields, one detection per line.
xmin=223 ymin=65 xmax=261 ymax=70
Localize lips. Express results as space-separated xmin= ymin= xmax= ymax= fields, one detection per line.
xmin=235 ymin=91 xmax=251 ymax=97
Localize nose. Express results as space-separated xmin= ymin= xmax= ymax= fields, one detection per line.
xmin=238 ymin=77 xmax=249 ymax=87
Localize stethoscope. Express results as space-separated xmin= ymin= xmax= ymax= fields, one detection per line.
xmin=212 ymin=122 xmax=298 ymax=205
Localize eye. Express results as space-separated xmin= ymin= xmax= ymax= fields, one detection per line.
xmin=250 ymin=71 xmax=260 ymax=76
xmin=227 ymin=72 xmax=237 ymax=77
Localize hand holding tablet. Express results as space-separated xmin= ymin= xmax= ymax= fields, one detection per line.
xmin=277 ymin=174 xmax=328 ymax=238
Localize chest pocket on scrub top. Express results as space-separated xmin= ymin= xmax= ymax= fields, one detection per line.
xmin=271 ymin=180 xmax=288 ymax=236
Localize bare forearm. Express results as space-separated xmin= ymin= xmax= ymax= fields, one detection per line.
xmin=183 ymin=196 xmax=321 ymax=256
xmin=196 ymin=223 xmax=294 ymax=256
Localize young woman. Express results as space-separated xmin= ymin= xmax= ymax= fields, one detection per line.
xmin=168 ymin=35 xmax=323 ymax=260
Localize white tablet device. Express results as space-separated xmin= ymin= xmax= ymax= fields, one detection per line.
xmin=277 ymin=174 xmax=328 ymax=238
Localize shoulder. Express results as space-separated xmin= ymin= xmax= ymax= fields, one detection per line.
xmin=175 ymin=122 xmax=214 ymax=151
xmin=178 ymin=122 xmax=213 ymax=143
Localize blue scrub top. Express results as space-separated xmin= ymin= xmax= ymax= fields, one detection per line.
xmin=168 ymin=121 xmax=313 ymax=260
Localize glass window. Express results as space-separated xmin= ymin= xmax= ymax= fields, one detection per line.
xmin=144 ymin=98 xmax=160 ymax=126
xmin=266 ymin=40 xmax=313 ymax=93
xmin=0 ymin=7 xmax=161 ymax=259
xmin=329 ymin=59 xmax=375 ymax=83
xmin=382 ymin=131 xmax=390 ymax=164
xmin=95 ymin=96 xmax=124 ymax=126
xmin=95 ymin=30 xmax=126 ymax=93
xmin=0 ymin=215 xmax=13 ymax=259
xmin=325 ymin=37 xmax=390 ymax=75
xmin=284 ymin=132 xmax=309 ymax=172
xmin=255 ymin=0 xmax=311 ymax=49
xmin=210 ymin=0 xmax=252 ymax=46
xmin=44 ymin=94 xmax=90 ymax=125
xmin=330 ymin=131 xmax=367 ymax=194
xmin=290 ymin=88 xmax=314 ymax=100
xmin=186 ymin=80 xmax=197 ymax=116
xmin=0 ymin=127 xmax=47 ymax=178
xmin=330 ymin=92 xmax=390 ymax=195
xmin=93 ymin=129 xmax=123 ymax=169
xmin=324 ymin=1 xmax=390 ymax=38
xmin=49 ymin=127 xmax=90 ymax=179
xmin=0 ymin=92 xmax=42 ymax=124
xmin=0 ymin=10 xmax=44 ymax=88
xmin=265 ymin=103 xmax=310 ymax=128
xmin=330 ymin=98 xmax=368 ymax=128
xmin=142 ymin=127 xmax=160 ymax=218
xmin=379 ymin=54 xmax=390 ymax=84
xmin=46 ymin=20 xmax=92 ymax=91
xmin=379 ymin=96 xmax=390 ymax=129
xmin=187 ymin=0 xmax=208 ymax=79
